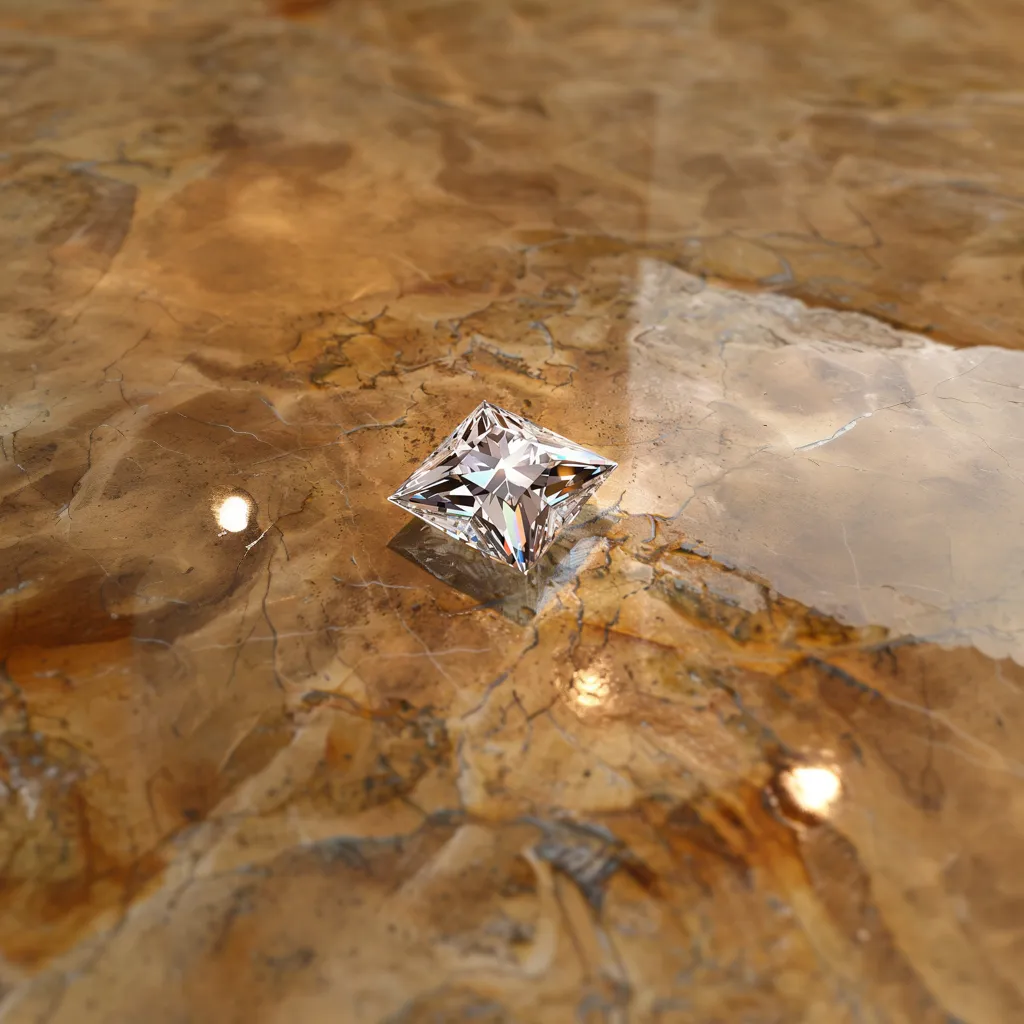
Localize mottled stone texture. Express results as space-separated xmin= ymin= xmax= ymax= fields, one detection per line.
xmin=2 ymin=1 xmax=1024 ymax=1022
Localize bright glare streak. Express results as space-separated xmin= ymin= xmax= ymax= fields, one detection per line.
xmin=780 ymin=765 xmax=842 ymax=817
xmin=216 ymin=495 xmax=251 ymax=533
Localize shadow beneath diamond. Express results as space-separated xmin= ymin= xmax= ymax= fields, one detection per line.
xmin=387 ymin=504 xmax=612 ymax=625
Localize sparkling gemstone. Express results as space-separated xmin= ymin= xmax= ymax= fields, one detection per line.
xmin=389 ymin=401 xmax=617 ymax=573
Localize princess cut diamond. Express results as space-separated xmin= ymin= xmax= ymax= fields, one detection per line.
xmin=388 ymin=401 xmax=616 ymax=573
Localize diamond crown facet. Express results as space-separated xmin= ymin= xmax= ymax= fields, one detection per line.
xmin=388 ymin=401 xmax=616 ymax=573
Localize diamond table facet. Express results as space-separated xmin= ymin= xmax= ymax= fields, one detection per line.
xmin=388 ymin=401 xmax=617 ymax=573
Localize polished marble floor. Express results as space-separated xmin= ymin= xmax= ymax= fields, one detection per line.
xmin=2 ymin=1 xmax=1024 ymax=1021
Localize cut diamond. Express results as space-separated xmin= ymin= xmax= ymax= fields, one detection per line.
xmin=389 ymin=401 xmax=617 ymax=573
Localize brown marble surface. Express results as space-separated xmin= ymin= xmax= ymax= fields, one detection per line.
xmin=3 ymin=1 xmax=1024 ymax=1021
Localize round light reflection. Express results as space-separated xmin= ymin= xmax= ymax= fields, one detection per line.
xmin=778 ymin=764 xmax=842 ymax=820
xmin=216 ymin=494 xmax=252 ymax=534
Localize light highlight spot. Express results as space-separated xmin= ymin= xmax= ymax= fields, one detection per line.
xmin=778 ymin=764 xmax=842 ymax=818
xmin=569 ymin=668 xmax=610 ymax=709
xmin=216 ymin=494 xmax=251 ymax=533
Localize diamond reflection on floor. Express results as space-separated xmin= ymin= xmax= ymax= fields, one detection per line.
xmin=387 ymin=507 xmax=608 ymax=624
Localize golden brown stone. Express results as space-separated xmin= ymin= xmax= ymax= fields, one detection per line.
xmin=2 ymin=1 xmax=1024 ymax=1021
